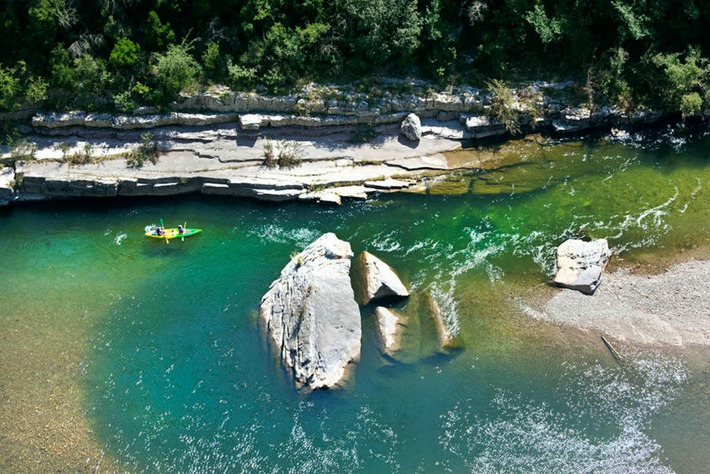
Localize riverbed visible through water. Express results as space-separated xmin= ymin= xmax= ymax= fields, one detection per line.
xmin=1 ymin=127 xmax=709 ymax=472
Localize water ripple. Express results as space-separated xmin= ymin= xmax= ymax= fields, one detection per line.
xmin=439 ymin=350 xmax=687 ymax=473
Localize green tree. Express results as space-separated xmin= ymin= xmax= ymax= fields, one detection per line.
xmin=525 ymin=4 xmax=563 ymax=45
xmin=110 ymin=38 xmax=140 ymax=69
xmin=420 ymin=0 xmax=459 ymax=83
xmin=0 ymin=65 xmax=21 ymax=110
xmin=0 ymin=61 xmax=48 ymax=111
xmin=649 ymin=47 xmax=709 ymax=115
xmin=145 ymin=11 xmax=176 ymax=51
xmin=341 ymin=0 xmax=422 ymax=71
xmin=153 ymin=43 xmax=201 ymax=103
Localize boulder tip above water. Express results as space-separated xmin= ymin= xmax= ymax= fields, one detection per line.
xmin=426 ymin=294 xmax=464 ymax=352
xmin=259 ymin=233 xmax=362 ymax=391
xmin=352 ymin=251 xmax=409 ymax=305
xmin=400 ymin=113 xmax=422 ymax=142
xmin=552 ymin=238 xmax=611 ymax=295
xmin=373 ymin=307 xmax=407 ymax=357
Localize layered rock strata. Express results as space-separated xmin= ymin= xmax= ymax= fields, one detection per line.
xmin=552 ymin=238 xmax=611 ymax=294
xmin=259 ymin=233 xmax=361 ymax=390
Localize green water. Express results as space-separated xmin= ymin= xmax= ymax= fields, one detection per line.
xmin=1 ymin=128 xmax=709 ymax=472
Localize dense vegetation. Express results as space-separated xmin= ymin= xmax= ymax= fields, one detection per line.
xmin=1 ymin=0 xmax=709 ymax=116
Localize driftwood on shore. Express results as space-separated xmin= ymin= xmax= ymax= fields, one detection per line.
xmin=601 ymin=335 xmax=623 ymax=363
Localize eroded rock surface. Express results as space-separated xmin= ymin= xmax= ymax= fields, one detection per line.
xmin=0 ymin=167 xmax=14 ymax=205
xmin=259 ymin=233 xmax=361 ymax=390
xmin=352 ymin=251 xmax=409 ymax=305
xmin=552 ymin=238 xmax=611 ymax=294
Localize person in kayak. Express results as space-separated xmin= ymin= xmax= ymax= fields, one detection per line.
xmin=178 ymin=224 xmax=185 ymax=235
xmin=155 ymin=226 xmax=164 ymax=236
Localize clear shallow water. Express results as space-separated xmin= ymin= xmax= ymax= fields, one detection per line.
xmin=1 ymin=127 xmax=709 ymax=472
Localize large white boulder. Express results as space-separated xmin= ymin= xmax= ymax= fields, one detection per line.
xmin=352 ymin=251 xmax=409 ymax=305
xmin=259 ymin=233 xmax=361 ymax=390
xmin=553 ymin=238 xmax=611 ymax=294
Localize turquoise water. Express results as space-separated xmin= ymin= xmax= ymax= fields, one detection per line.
xmin=1 ymin=127 xmax=709 ymax=472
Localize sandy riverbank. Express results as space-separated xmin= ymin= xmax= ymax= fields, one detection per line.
xmin=522 ymin=258 xmax=710 ymax=348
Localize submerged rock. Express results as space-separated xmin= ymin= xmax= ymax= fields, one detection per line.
xmin=373 ymin=307 xmax=407 ymax=357
xmin=425 ymin=294 xmax=464 ymax=352
xmin=400 ymin=113 xmax=422 ymax=141
xmin=298 ymin=190 xmax=343 ymax=205
xmin=352 ymin=251 xmax=409 ymax=305
xmin=552 ymin=238 xmax=611 ymax=295
xmin=259 ymin=233 xmax=361 ymax=390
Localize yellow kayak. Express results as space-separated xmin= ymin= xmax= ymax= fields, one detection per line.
xmin=145 ymin=225 xmax=202 ymax=240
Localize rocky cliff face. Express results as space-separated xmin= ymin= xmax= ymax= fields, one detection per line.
xmin=0 ymin=167 xmax=14 ymax=206
xmin=259 ymin=233 xmax=361 ymax=390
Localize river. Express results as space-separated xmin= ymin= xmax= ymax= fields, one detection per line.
xmin=1 ymin=126 xmax=709 ymax=472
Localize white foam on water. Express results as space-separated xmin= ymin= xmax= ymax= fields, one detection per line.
xmin=438 ymin=350 xmax=687 ymax=473
xmin=276 ymin=403 xmax=400 ymax=472
xmin=618 ymin=125 xmax=693 ymax=153
xmin=248 ymin=224 xmax=322 ymax=248
xmin=678 ymin=178 xmax=702 ymax=213
xmin=369 ymin=230 xmax=403 ymax=252
xmin=597 ymin=188 xmax=679 ymax=254
xmin=428 ymin=282 xmax=461 ymax=338
xmin=412 ymin=226 xmax=511 ymax=338
xmin=113 ymin=233 xmax=127 ymax=245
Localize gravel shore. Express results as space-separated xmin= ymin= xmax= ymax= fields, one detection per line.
xmin=522 ymin=259 xmax=710 ymax=347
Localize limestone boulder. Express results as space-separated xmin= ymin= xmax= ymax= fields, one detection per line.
xmin=259 ymin=233 xmax=361 ymax=390
xmin=373 ymin=307 xmax=407 ymax=357
xmin=553 ymin=238 xmax=611 ymax=295
xmin=552 ymin=107 xmax=592 ymax=133
xmin=352 ymin=251 xmax=409 ymax=305
xmin=464 ymin=115 xmax=507 ymax=138
xmin=239 ymin=113 xmax=267 ymax=130
xmin=400 ymin=113 xmax=422 ymax=141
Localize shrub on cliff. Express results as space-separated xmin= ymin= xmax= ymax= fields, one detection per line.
xmin=152 ymin=44 xmax=202 ymax=104
xmin=262 ymin=140 xmax=302 ymax=169
xmin=648 ymin=48 xmax=710 ymax=117
xmin=0 ymin=61 xmax=47 ymax=111
xmin=487 ymin=79 xmax=522 ymax=135
xmin=126 ymin=133 xmax=160 ymax=168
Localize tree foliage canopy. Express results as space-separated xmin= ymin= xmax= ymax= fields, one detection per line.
xmin=0 ymin=0 xmax=708 ymax=113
